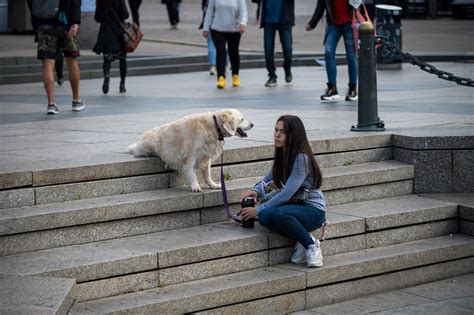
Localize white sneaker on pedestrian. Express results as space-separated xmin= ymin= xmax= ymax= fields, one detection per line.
xmin=209 ymin=65 xmax=216 ymax=75
xmin=306 ymin=241 xmax=323 ymax=268
xmin=291 ymin=234 xmax=316 ymax=264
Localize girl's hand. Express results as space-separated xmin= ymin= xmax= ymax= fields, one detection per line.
xmin=241 ymin=190 xmax=258 ymax=201
xmin=69 ymin=24 xmax=79 ymax=37
xmin=202 ymin=31 xmax=209 ymax=39
xmin=241 ymin=207 xmax=257 ymax=220
xmin=239 ymin=24 xmax=246 ymax=34
xmin=305 ymin=24 xmax=313 ymax=32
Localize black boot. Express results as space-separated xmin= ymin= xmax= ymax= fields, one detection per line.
xmin=119 ymin=81 xmax=126 ymax=93
xmin=102 ymin=77 xmax=110 ymax=94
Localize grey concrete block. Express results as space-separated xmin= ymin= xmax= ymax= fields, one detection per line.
xmin=0 ymin=188 xmax=34 ymax=209
xmin=392 ymin=133 xmax=474 ymax=150
xmin=312 ymin=134 xmax=391 ymax=155
xmin=35 ymin=173 xmax=170 ymax=204
xmin=394 ymin=148 xmax=452 ymax=193
xmin=69 ymin=267 xmax=306 ymax=314
xmin=300 ymin=234 xmax=474 ymax=288
xmin=305 ymin=257 xmax=474 ymax=308
xmin=316 ymin=147 xmax=392 ymax=168
xmin=324 ymin=180 xmax=413 ymax=206
xmin=460 ymin=220 xmax=474 ymax=236
xmin=32 ymin=158 xmax=166 ymax=186
xmin=157 ymin=224 xmax=268 ymax=268
xmin=453 ymin=150 xmax=474 ymax=192
xmin=268 ymin=235 xmax=365 ymax=266
xmin=203 ymin=177 xmax=257 ymax=207
xmin=322 ymin=161 xmax=413 ymax=191
xmin=73 ymin=271 xmax=159 ymax=302
xmin=366 ymin=219 xmax=459 ymax=248
xmin=329 ymin=194 xmax=458 ymax=231
xmin=0 ymin=171 xmax=32 ymax=189
xmin=159 ymin=252 xmax=268 ymax=286
xmin=370 ymin=299 xmax=474 ymax=314
xmin=301 ymin=291 xmax=431 ymax=315
xmin=200 ymin=203 xmax=241 ymax=224
xmin=0 ymin=211 xmax=199 ymax=256
xmin=461 ymin=205 xmax=474 ymax=221
xmin=194 ymin=291 xmax=306 ymax=315
xmin=210 ymin=160 xmax=272 ymax=181
xmin=0 ymin=275 xmax=75 ymax=315
xmin=0 ymin=189 xmax=203 ymax=236
xmin=402 ymin=273 xmax=474 ymax=301
xmin=422 ymin=193 xmax=474 ymax=220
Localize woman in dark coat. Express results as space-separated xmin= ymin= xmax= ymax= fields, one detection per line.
xmin=93 ymin=0 xmax=130 ymax=94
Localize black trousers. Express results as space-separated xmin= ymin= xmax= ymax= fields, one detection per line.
xmin=165 ymin=0 xmax=180 ymax=26
xmin=210 ymin=30 xmax=241 ymax=78
xmin=128 ymin=0 xmax=142 ymax=25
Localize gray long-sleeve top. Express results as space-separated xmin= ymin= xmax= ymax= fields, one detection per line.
xmin=252 ymin=153 xmax=326 ymax=214
xmin=203 ymin=0 xmax=248 ymax=33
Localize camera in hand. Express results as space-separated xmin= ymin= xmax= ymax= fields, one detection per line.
xmin=241 ymin=197 xmax=255 ymax=228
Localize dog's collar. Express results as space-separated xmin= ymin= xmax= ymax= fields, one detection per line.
xmin=212 ymin=114 xmax=224 ymax=141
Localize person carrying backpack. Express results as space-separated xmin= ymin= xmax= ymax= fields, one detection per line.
xmin=27 ymin=0 xmax=85 ymax=115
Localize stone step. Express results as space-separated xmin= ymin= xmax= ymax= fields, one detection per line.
xmin=0 ymin=147 xmax=393 ymax=209
xmin=0 ymin=133 xmax=391 ymax=190
xmin=0 ymin=161 xmax=414 ymax=255
xmin=68 ymin=234 xmax=474 ymax=314
xmin=422 ymin=193 xmax=474 ymax=236
xmin=0 ymin=274 xmax=75 ymax=315
xmin=0 ymin=195 xmax=460 ymax=302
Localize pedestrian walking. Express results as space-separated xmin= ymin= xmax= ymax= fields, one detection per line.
xmin=202 ymin=0 xmax=247 ymax=89
xmin=93 ymin=0 xmax=130 ymax=94
xmin=306 ymin=0 xmax=358 ymax=101
xmin=128 ymin=0 xmax=142 ymax=25
xmin=162 ymin=0 xmax=181 ymax=30
xmin=259 ymin=0 xmax=295 ymax=87
xmin=26 ymin=0 xmax=85 ymax=115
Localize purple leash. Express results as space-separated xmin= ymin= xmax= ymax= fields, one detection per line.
xmin=213 ymin=115 xmax=232 ymax=219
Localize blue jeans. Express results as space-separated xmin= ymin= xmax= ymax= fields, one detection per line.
xmin=258 ymin=204 xmax=326 ymax=248
xmin=324 ymin=22 xmax=358 ymax=87
xmin=264 ymin=25 xmax=293 ymax=79
xmin=207 ymin=33 xmax=216 ymax=66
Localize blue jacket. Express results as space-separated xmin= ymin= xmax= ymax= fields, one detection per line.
xmin=259 ymin=0 xmax=295 ymax=28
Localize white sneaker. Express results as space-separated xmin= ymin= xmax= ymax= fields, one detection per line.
xmin=291 ymin=234 xmax=316 ymax=264
xmin=209 ymin=65 xmax=216 ymax=75
xmin=306 ymin=242 xmax=323 ymax=268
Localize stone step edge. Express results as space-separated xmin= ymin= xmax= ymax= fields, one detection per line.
xmin=0 ymin=133 xmax=392 ymax=189
xmin=68 ymin=234 xmax=474 ymax=314
xmin=0 ymin=199 xmax=461 ymax=284
xmin=0 ymin=161 xmax=413 ymax=236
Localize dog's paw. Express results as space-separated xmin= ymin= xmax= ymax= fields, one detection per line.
xmin=209 ymin=183 xmax=222 ymax=189
xmin=191 ymin=184 xmax=202 ymax=192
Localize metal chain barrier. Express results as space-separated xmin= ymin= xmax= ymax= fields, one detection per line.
xmin=376 ymin=37 xmax=474 ymax=87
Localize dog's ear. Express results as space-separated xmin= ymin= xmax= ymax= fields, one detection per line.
xmin=218 ymin=110 xmax=238 ymax=136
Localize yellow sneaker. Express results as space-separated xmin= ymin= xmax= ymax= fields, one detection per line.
xmin=232 ymin=74 xmax=240 ymax=87
xmin=217 ymin=76 xmax=226 ymax=89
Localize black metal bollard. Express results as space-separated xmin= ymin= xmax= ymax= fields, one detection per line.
xmin=351 ymin=21 xmax=385 ymax=132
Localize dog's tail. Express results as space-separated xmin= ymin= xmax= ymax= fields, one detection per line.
xmin=127 ymin=143 xmax=138 ymax=155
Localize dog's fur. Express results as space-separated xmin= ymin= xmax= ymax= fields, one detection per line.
xmin=128 ymin=109 xmax=253 ymax=192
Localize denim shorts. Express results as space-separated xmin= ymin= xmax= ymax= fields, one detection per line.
xmin=37 ymin=28 xmax=80 ymax=60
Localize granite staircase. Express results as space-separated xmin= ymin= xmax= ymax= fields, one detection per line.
xmin=1 ymin=134 xmax=473 ymax=314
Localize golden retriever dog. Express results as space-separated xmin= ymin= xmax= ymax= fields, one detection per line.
xmin=128 ymin=109 xmax=254 ymax=192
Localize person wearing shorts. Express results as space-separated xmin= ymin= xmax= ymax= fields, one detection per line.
xmin=27 ymin=0 xmax=85 ymax=115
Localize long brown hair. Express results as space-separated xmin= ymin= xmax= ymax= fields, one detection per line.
xmin=272 ymin=115 xmax=322 ymax=189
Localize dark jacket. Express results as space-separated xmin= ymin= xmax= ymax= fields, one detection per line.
xmin=26 ymin=0 xmax=82 ymax=30
xmin=93 ymin=0 xmax=129 ymax=54
xmin=259 ymin=0 xmax=295 ymax=29
xmin=307 ymin=0 xmax=354 ymax=29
